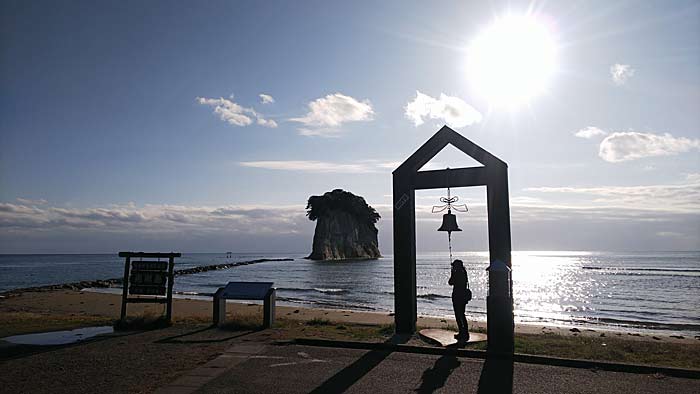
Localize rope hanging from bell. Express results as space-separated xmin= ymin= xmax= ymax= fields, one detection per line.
xmin=432 ymin=168 xmax=468 ymax=263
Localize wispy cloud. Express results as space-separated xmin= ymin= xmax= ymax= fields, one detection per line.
xmin=259 ymin=94 xmax=275 ymax=104
xmin=0 ymin=203 xmax=309 ymax=235
xmin=574 ymin=126 xmax=606 ymax=139
xmin=289 ymin=93 xmax=374 ymax=137
xmin=3 ymin=193 xmax=698 ymax=252
xmin=196 ymin=96 xmax=277 ymax=128
xmin=239 ymin=160 xmax=400 ymax=173
xmin=16 ymin=198 xmax=48 ymax=205
xmin=610 ymin=63 xmax=635 ymax=85
xmin=405 ymin=91 xmax=482 ymax=129
xmin=524 ymin=177 xmax=700 ymax=214
xmin=598 ymin=131 xmax=700 ymax=162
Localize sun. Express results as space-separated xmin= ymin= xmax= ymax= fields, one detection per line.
xmin=466 ymin=14 xmax=558 ymax=108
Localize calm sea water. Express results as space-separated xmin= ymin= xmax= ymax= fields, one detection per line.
xmin=1 ymin=251 xmax=698 ymax=335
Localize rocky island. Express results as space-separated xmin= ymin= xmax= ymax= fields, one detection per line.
xmin=306 ymin=189 xmax=381 ymax=260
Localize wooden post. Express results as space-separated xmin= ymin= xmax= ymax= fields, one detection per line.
xmin=486 ymin=167 xmax=514 ymax=354
xmin=213 ymin=288 xmax=225 ymax=326
xmin=120 ymin=256 xmax=131 ymax=322
xmin=264 ymin=288 xmax=276 ymax=328
xmin=166 ymin=256 xmax=175 ymax=323
xmin=393 ymin=173 xmax=417 ymax=334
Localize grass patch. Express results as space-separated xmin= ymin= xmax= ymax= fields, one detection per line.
xmin=2 ymin=306 xmax=697 ymax=370
xmin=377 ymin=323 xmax=395 ymax=336
xmin=306 ymin=318 xmax=332 ymax=326
xmin=113 ymin=314 xmax=171 ymax=331
xmin=514 ymin=333 xmax=700 ymax=370
xmin=269 ymin=319 xmax=394 ymax=343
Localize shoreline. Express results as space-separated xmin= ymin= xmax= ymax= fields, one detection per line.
xmin=3 ymin=282 xmax=698 ymax=339
xmin=78 ymin=286 xmax=700 ymax=338
xmin=0 ymin=257 xmax=294 ymax=296
xmin=1 ymin=288 xmax=697 ymax=345
xmin=0 ymin=256 xmax=700 ymax=339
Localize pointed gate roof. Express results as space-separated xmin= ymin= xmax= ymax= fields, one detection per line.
xmin=393 ymin=125 xmax=506 ymax=176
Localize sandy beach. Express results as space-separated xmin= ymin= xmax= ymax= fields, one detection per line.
xmin=1 ymin=288 xmax=696 ymax=345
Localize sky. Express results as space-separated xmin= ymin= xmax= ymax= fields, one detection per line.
xmin=1 ymin=0 xmax=699 ymax=254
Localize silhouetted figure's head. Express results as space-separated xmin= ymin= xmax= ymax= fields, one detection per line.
xmin=451 ymin=259 xmax=464 ymax=268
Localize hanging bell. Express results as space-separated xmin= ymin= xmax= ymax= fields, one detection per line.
xmin=437 ymin=209 xmax=462 ymax=233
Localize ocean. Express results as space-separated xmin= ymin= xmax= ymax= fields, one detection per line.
xmin=1 ymin=251 xmax=698 ymax=336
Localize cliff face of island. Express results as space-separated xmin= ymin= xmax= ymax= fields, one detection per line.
xmin=306 ymin=189 xmax=381 ymax=260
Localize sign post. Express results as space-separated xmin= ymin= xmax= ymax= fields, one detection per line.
xmin=118 ymin=252 xmax=181 ymax=324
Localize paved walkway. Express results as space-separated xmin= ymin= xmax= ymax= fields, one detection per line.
xmin=156 ymin=342 xmax=700 ymax=394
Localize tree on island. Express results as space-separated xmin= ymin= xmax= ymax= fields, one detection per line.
xmin=306 ymin=189 xmax=381 ymax=260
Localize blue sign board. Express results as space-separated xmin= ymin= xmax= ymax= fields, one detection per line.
xmin=220 ymin=281 xmax=274 ymax=300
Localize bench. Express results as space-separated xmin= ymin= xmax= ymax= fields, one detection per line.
xmin=213 ymin=281 xmax=276 ymax=328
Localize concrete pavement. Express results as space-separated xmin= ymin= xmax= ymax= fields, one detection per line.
xmin=154 ymin=342 xmax=700 ymax=394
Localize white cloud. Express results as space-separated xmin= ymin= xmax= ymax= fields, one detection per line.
xmin=259 ymin=94 xmax=275 ymax=104
xmin=256 ymin=118 xmax=278 ymax=128
xmin=0 ymin=203 xmax=309 ymax=235
xmin=524 ymin=176 xmax=700 ymax=214
xmin=610 ymin=63 xmax=635 ymax=85
xmin=239 ymin=160 xmax=400 ymax=173
xmin=196 ymin=96 xmax=277 ymax=128
xmin=685 ymin=173 xmax=700 ymax=182
xmin=405 ymin=91 xmax=482 ymax=129
xmin=656 ymin=231 xmax=684 ymax=238
xmin=196 ymin=97 xmax=253 ymax=126
xmin=289 ymin=93 xmax=374 ymax=137
xmin=598 ymin=131 xmax=700 ymax=162
xmin=574 ymin=126 xmax=606 ymax=139
xmin=16 ymin=198 xmax=48 ymax=205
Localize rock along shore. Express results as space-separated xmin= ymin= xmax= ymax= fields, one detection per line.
xmin=0 ymin=258 xmax=293 ymax=297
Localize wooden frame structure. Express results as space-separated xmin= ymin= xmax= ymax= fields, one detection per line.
xmin=393 ymin=126 xmax=514 ymax=353
xmin=118 ymin=251 xmax=181 ymax=323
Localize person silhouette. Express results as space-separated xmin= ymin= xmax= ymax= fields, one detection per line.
xmin=448 ymin=259 xmax=469 ymax=341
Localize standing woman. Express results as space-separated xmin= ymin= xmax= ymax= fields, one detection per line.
xmin=448 ymin=259 xmax=470 ymax=341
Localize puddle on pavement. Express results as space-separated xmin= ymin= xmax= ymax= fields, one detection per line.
xmin=1 ymin=326 xmax=114 ymax=346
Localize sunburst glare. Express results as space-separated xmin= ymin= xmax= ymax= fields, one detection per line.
xmin=466 ymin=13 xmax=559 ymax=108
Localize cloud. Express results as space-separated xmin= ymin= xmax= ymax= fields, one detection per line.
xmin=16 ymin=198 xmax=48 ymax=205
xmin=289 ymin=93 xmax=374 ymax=137
xmin=610 ymin=63 xmax=635 ymax=85
xmin=259 ymin=94 xmax=275 ymax=104
xmin=239 ymin=160 xmax=400 ymax=173
xmin=2 ymin=193 xmax=698 ymax=252
xmin=196 ymin=96 xmax=277 ymax=128
xmin=256 ymin=118 xmax=278 ymax=128
xmin=0 ymin=202 xmax=310 ymax=236
xmin=524 ymin=176 xmax=700 ymax=214
xmin=598 ymin=131 xmax=700 ymax=162
xmin=405 ymin=91 xmax=482 ymax=129
xmin=685 ymin=173 xmax=700 ymax=182
xmin=574 ymin=126 xmax=606 ymax=139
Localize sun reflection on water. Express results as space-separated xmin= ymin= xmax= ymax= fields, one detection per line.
xmin=512 ymin=252 xmax=598 ymax=323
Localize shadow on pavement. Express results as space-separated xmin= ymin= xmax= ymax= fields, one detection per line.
xmin=154 ymin=326 xmax=259 ymax=344
xmin=415 ymin=351 xmax=461 ymax=393
xmin=308 ymin=334 xmax=409 ymax=393
xmin=477 ymin=355 xmax=513 ymax=394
